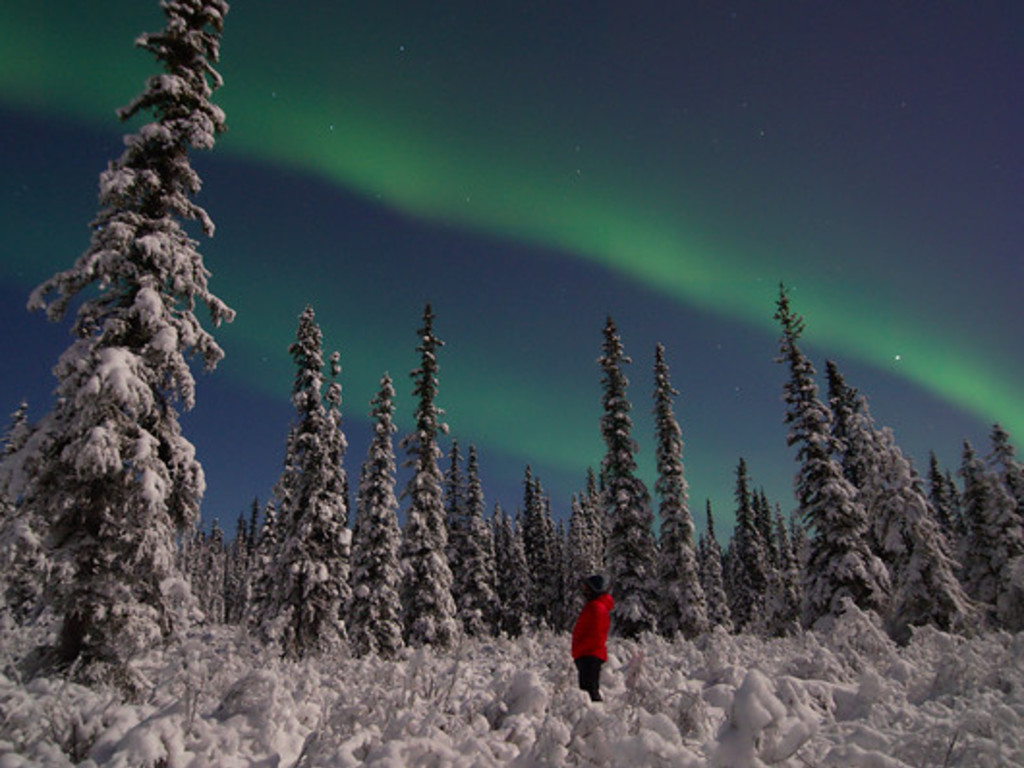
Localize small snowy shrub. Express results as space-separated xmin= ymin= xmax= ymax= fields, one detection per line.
xmin=712 ymin=668 xmax=817 ymax=767
xmin=826 ymin=599 xmax=895 ymax=671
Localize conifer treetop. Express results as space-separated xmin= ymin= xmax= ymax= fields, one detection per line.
xmin=29 ymin=0 xmax=235 ymax=400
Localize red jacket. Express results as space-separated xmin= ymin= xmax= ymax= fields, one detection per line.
xmin=572 ymin=593 xmax=614 ymax=661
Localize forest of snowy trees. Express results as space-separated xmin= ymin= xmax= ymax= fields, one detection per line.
xmin=1 ymin=0 xmax=1023 ymax=699
xmin=166 ymin=297 xmax=1024 ymax=657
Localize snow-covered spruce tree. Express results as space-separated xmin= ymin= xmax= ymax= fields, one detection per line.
xmin=349 ymin=374 xmax=404 ymax=657
xmin=763 ymin=511 xmax=801 ymax=637
xmin=445 ymin=439 xmax=499 ymax=634
xmin=324 ymin=350 xmax=351 ymax=560
xmin=826 ymin=362 xmax=892 ymax=555
xmin=986 ymin=425 xmax=1024 ymax=630
xmin=255 ymin=306 xmax=350 ymax=659
xmin=442 ymin=442 xmax=467 ymax=625
xmin=542 ymin=490 xmax=563 ymax=626
xmin=872 ymin=429 xmax=977 ymax=642
xmin=568 ymin=488 xmax=604 ymax=612
xmin=960 ymin=439 xmax=1024 ymax=630
xmin=928 ymin=452 xmax=962 ymax=538
xmin=11 ymin=0 xmax=233 ymax=684
xmin=246 ymin=497 xmax=261 ymax=556
xmin=450 ymin=445 xmax=498 ymax=636
xmin=826 ymin=360 xmax=864 ymax=487
xmin=0 ymin=402 xmax=49 ymax=625
xmin=551 ymin=516 xmax=575 ymax=631
xmin=584 ymin=467 xmax=607 ymax=567
xmin=175 ymin=527 xmax=198 ymax=609
xmin=988 ymin=424 xmax=1024 ymax=525
xmin=729 ymin=458 xmax=770 ymax=633
xmin=246 ymin=498 xmax=279 ymax=627
xmin=521 ymin=467 xmax=559 ymax=628
xmin=699 ymin=501 xmax=733 ymax=632
xmin=756 ymin=491 xmax=780 ymax=571
xmin=774 ymin=285 xmax=889 ymax=630
xmin=223 ymin=513 xmax=250 ymax=624
xmin=200 ymin=521 xmax=226 ymax=624
xmin=599 ymin=317 xmax=658 ymax=638
xmin=566 ymin=492 xmax=598 ymax=624
xmin=834 ymin=377 xmax=975 ymax=642
xmin=226 ymin=497 xmax=261 ymax=624
xmin=720 ymin=540 xmax=735 ymax=610
xmin=492 ymin=503 xmax=531 ymax=637
xmin=399 ymin=304 xmax=458 ymax=648
xmin=444 ymin=440 xmax=467 ymax=578
xmin=788 ymin=509 xmax=809 ymax=576
xmin=0 ymin=402 xmax=31 ymax=498
xmin=651 ymin=343 xmax=708 ymax=639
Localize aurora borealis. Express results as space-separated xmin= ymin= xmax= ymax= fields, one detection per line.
xmin=1 ymin=2 xmax=1021 ymax=526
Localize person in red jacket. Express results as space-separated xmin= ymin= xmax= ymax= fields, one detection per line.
xmin=572 ymin=574 xmax=613 ymax=701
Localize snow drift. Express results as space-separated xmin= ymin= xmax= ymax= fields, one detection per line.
xmin=2 ymin=604 xmax=1022 ymax=767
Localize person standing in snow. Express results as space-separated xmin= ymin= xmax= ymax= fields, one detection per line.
xmin=572 ymin=575 xmax=614 ymax=701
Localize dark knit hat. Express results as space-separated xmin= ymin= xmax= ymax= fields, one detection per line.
xmin=583 ymin=575 xmax=606 ymax=594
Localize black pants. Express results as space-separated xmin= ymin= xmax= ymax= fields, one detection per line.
xmin=575 ymin=656 xmax=604 ymax=701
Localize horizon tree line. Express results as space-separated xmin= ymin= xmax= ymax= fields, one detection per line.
xmin=156 ymin=295 xmax=1024 ymax=660
xmin=4 ymin=262 xmax=1024 ymax=675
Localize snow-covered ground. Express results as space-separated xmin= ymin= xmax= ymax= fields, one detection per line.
xmin=1 ymin=606 xmax=1022 ymax=767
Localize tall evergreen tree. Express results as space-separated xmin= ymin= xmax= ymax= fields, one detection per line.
xmin=254 ymin=306 xmax=350 ymax=658
xmin=567 ymin=490 xmax=604 ymax=626
xmin=201 ymin=521 xmax=227 ymax=624
xmin=986 ymin=425 xmax=1024 ymax=631
xmin=0 ymin=402 xmax=47 ymax=625
xmin=961 ymin=439 xmax=1024 ymax=630
xmin=550 ymin=517 xmax=575 ymax=631
xmin=246 ymin=498 xmax=280 ymax=630
xmin=720 ymin=540 xmax=735 ymax=614
xmin=774 ymin=285 xmax=889 ymax=629
xmin=247 ymin=497 xmax=262 ymax=556
xmin=224 ymin=512 xmax=251 ymax=624
xmin=451 ymin=445 xmax=498 ymax=636
xmin=789 ymin=509 xmax=809 ymax=576
xmin=399 ymin=305 xmax=458 ymax=647
xmin=826 ymin=360 xmax=863 ymax=487
xmin=568 ymin=491 xmax=604 ymax=588
xmin=755 ymin=491 xmax=779 ymax=570
xmin=764 ymin=511 xmax=801 ymax=637
xmin=651 ymin=344 xmax=708 ymax=639
xmin=928 ymin=452 xmax=960 ymax=537
xmin=988 ymin=425 xmax=1024 ymax=525
xmin=521 ymin=467 xmax=559 ymax=627
xmin=584 ymin=467 xmax=607 ymax=566
xmin=729 ymin=458 xmax=770 ymax=632
xmin=9 ymin=0 xmax=233 ymax=684
xmin=349 ymin=374 xmax=404 ymax=657
xmin=444 ymin=439 xmax=468 ymax=574
xmin=835 ymin=384 xmax=975 ymax=641
xmin=176 ymin=526 xmax=202 ymax=615
xmin=599 ymin=317 xmax=658 ymax=638
xmin=699 ymin=501 xmax=733 ymax=633
xmin=871 ymin=428 xmax=976 ymax=642
xmin=541 ymin=491 xmax=561 ymax=625
xmin=493 ymin=503 xmax=531 ymax=637
xmin=0 ymin=402 xmax=31 ymax=481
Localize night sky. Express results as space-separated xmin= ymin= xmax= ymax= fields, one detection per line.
xmin=1 ymin=2 xmax=1021 ymax=530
